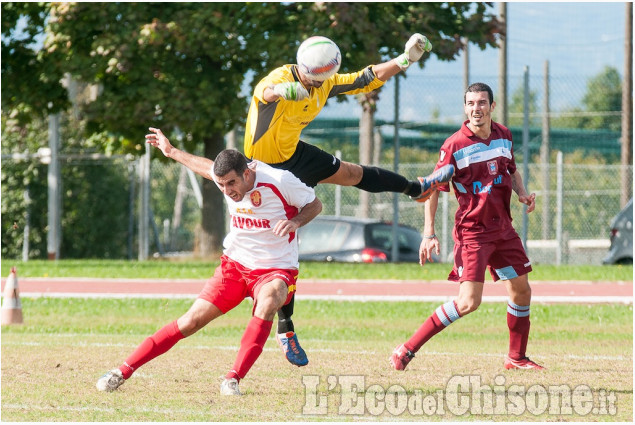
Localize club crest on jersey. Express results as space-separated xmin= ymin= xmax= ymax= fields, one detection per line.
xmin=250 ymin=190 xmax=262 ymax=207
xmin=487 ymin=160 xmax=498 ymax=175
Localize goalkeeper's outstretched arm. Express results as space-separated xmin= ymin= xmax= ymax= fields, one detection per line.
xmin=374 ymin=33 xmax=433 ymax=81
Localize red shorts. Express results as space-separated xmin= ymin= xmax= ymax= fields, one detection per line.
xmin=449 ymin=235 xmax=532 ymax=283
xmin=198 ymin=255 xmax=298 ymax=313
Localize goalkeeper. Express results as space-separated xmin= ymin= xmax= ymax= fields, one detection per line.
xmin=244 ymin=33 xmax=454 ymax=368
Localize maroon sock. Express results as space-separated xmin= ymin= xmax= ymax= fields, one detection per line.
xmin=119 ymin=320 xmax=184 ymax=379
xmin=507 ymin=302 xmax=531 ymax=359
xmin=404 ymin=300 xmax=461 ymax=353
xmin=226 ymin=316 xmax=272 ymax=382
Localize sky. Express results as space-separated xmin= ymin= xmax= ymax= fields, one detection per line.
xmin=319 ymin=1 xmax=628 ymax=122
xmin=427 ymin=1 xmax=626 ymax=78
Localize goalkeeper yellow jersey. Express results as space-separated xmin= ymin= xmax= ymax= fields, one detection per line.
xmin=244 ymin=64 xmax=385 ymax=164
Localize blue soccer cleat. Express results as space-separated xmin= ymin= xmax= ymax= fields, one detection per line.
xmin=411 ymin=164 xmax=455 ymax=203
xmin=276 ymin=331 xmax=308 ymax=367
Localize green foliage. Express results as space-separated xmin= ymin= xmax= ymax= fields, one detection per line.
xmin=4 ymin=2 xmax=504 ymax=256
xmin=1 ymin=2 xmax=69 ymax=124
xmin=508 ymin=84 xmax=539 ymax=128
xmin=41 ymin=3 xmax=315 ymax=252
xmin=44 ymin=2 xmax=298 ymax=150
xmin=1 ymin=113 xmax=50 ymax=259
xmin=579 ymin=66 xmax=622 ymax=131
xmin=309 ymin=3 xmax=501 ymax=69
xmin=1 ymin=112 xmax=133 ymax=259
xmin=1 ymin=259 xmax=631 ymax=281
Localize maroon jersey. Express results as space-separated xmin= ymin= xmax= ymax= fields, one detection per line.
xmin=435 ymin=120 xmax=519 ymax=243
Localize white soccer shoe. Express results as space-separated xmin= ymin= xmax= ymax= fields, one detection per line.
xmin=220 ymin=378 xmax=242 ymax=396
xmin=96 ymin=369 xmax=125 ymax=392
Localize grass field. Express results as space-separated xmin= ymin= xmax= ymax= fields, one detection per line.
xmin=1 ymin=259 xmax=633 ymax=281
xmin=1 ymin=297 xmax=632 ymax=421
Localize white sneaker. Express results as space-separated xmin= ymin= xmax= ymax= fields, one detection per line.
xmin=96 ymin=369 xmax=125 ymax=392
xmin=220 ymin=378 xmax=242 ymax=396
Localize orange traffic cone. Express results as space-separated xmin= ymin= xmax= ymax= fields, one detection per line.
xmin=2 ymin=267 xmax=23 ymax=325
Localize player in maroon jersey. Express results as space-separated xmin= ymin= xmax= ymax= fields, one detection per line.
xmin=390 ymin=82 xmax=544 ymax=371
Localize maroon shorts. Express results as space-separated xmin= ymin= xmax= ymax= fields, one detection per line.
xmin=449 ymin=235 xmax=532 ymax=283
xmin=198 ymin=255 xmax=298 ymax=313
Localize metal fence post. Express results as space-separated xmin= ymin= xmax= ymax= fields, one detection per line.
xmin=556 ymin=151 xmax=564 ymax=265
xmin=128 ymin=161 xmax=136 ymax=260
xmin=47 ymin=113 xmax=61 ymax=260
xmin=22 ymin=188 xmax=31 ymax=262
xmin=521 ymin=66 xmax=530 ymax=250
xmin=392 ymin=74 xmax=401 ymax=263
xmin=138 ymin=144 xmax=150 ymax=260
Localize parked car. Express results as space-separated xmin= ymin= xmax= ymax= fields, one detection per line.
xmin=602 ymin=198 xmax=633 ymax=265
xmin=298 ymin=215 xmax=438 ymax=263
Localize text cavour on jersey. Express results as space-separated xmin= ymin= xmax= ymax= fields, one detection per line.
xmin=218 ymin=160 xmax=316 ymax=270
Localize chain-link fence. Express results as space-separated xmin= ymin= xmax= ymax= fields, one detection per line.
xmin=310 ymin=161 xmax=631 ymax=266
xmin=2 ymin=70 xmax=631 ymax=264
xmin=2 ymin=155 xmax=630 ymax=265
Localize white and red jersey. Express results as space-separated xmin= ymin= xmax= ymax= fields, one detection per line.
xmin=435 ymin=120 xmax=518 ymax=243
xmin=218 ymin=160 xmax=315 ymax=270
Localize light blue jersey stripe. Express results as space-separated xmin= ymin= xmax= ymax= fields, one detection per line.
xmin=453 ymin=138 xmax=512 ymax=170
xmin=454 ymin=182 xmax=468 ymax=193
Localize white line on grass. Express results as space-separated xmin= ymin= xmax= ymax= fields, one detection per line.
xmin=3 ymin=338 xmax=628 ymax=362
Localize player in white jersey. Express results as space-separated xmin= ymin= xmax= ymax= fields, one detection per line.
xmin=96 ymin=127 xmax=322 ymax=396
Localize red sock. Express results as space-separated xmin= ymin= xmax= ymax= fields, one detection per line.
xmin=119 ymin=320 xmax=184 ymax=379
xmin=404 ymin=300 xmax=461 ymax=353
xmin=507 ymin=302 xmax=531 ymax=359
xmin=226 ymin=316 xmax=272 ymax=382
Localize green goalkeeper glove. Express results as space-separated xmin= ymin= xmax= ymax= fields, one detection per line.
xmin=272 ymin=82 xmax=309 ymax=101
xmin=394 ymin=33 xmax=432 ymax=71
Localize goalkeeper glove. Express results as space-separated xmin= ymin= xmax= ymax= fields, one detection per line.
xmin=394 ymin=33 xmax=432 ymax=71
xmin=272 ymin=82 xmax=309 ymax=101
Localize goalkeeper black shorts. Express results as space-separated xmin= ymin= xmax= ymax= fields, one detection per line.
xmin=267 ymin=141 xmax=341 ymax=188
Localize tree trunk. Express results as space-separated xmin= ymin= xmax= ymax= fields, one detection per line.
xmin=197 ymin=134 xmax=226 ymax=257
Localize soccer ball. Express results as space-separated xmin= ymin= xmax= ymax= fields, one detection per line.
xmin=296 ymin=36 xmax=341 ymax=82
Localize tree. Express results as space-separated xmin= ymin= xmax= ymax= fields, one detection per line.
xmin=551 ymin=67 xmax=622 ymax=131
xmin=579 ymin=66 xmax=622 ymax=131
xmin=44 ymin=2 xmax=302 ymax=256
xmin=305 ymin=3 xmax=502 ymax=213
xmin=1 ymin=109 xmax=132 ymax=259
xmin=5 ymin=2 xmax=503 ymax=256
xmin=1 ymin=2 xmax=68 ymax=123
